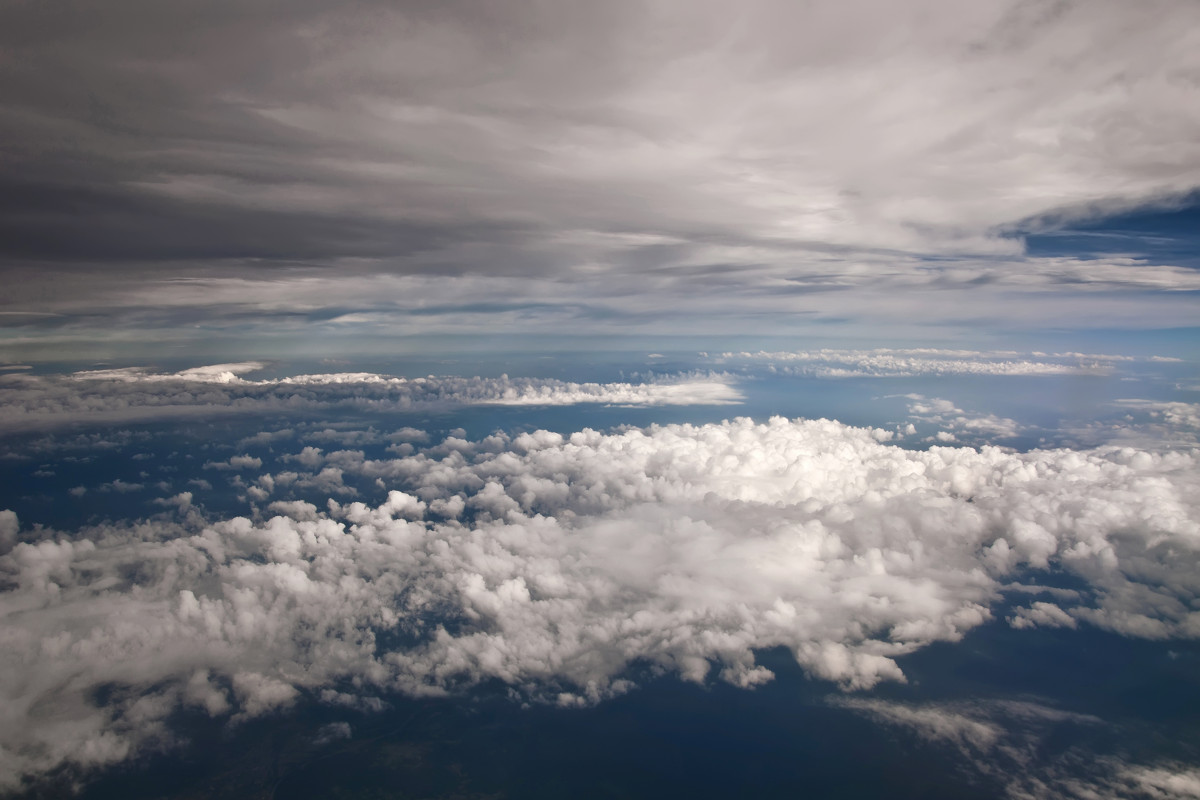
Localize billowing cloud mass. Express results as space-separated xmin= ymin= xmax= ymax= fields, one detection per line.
xmin=0 ymin=367 xmax=742 ymax=430
xmin=2 ymin=416 xmax=1197 ymax=787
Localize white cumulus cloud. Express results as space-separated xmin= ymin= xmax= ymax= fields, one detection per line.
xmin=0 ymin=416 xmax=1198 ymax=787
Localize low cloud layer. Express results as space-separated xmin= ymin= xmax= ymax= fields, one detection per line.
xmin=1 ymin=416 xmax=1197 ymax=787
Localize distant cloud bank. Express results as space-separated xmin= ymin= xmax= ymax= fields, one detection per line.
xmin=712 ymin=347 xmax=1158 ymax=377
xmin=0 ymin=366 xmax=742 ymax=430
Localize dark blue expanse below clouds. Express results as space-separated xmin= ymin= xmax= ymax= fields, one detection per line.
xmin=1 ymin=350 xmax=1198 ymax=800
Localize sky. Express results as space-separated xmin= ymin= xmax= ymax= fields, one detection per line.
xmin=2 ymin=0 xmax=1200 ymax=361
xmin=1 ymin=1 xmax=1200 ymax=798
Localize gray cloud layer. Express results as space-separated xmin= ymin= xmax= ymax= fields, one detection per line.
xmin=2 ymin=416 xmax=1197 ymax=787
xmin=2 ymin=0 xmax=1198 ymax=344
xmin=5 ymin=0 xmax=1198 ymax=260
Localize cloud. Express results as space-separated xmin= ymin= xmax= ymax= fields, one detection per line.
xmin=283 ymin=446 xmax=324 ymax=469
xmin=1013 ymin=761 xmax=1200 ymax=800
xmin=75 ymin=363 xmax=266 ymax=384
xmin=1068 ymin=400 xmax=1200 ymax=449
xmin=831 ymin=696 xmax=1200 ymax=799
xmin=1117 ymin=401 xmax=1200 ymax=435
xmin=0 ymin=368 xmax=743 ymax=431
xmin=715 ymin=347 xmax=1142 ymax=378
xmin=830 ymin=697 xmax=1002 ymax=753
xmin=1008 ymin=601 xmax=1079 ymax=630
xmin=1118 ymin=765 xmax=1200 ymax=799
xmin=1 ymin=415 xmax=1198 ymax=786
xmin=97 ymin=478 xmax=145 ymax=494
xmin=0 ymin=511 xmax=16 ymax=556
xmin=4 ymin=0 xmax=1199 ymax=264
xmin=203 ymin=454 xmax=264 ymax=471
xmin=904 ymin=394 xmax=1024 ymax=440
xmin=313 ymin=721 xmax=353 ymax=747
xmin=2 ymin=1 xmax=1199 ymax=349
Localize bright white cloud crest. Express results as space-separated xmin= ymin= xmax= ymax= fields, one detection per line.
xmin=1 ymin=416 xmax=1199 ymax=786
